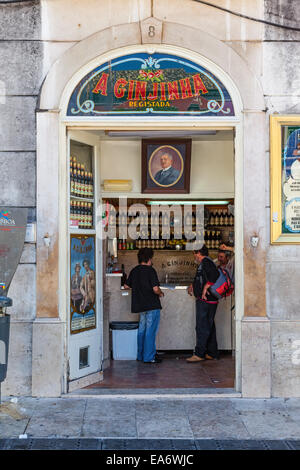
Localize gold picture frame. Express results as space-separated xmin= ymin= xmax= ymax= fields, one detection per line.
xmin=270 ymin=115 xmax=300 ymax=244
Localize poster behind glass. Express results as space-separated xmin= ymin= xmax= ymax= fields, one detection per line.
xmin=70 ymin=234 xmax=96 ymax=334
xmin=281 ymin=126 xmax=300 ymax=233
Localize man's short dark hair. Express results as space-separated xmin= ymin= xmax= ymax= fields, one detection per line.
xmin=138 ymin=247 xmax=154 ymax=264
xmin=193 ymin=244 xmax=209 ymax=256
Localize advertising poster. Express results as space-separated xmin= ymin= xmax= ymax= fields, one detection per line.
xmin=70 ymin=234 xmax=96 ymax=334
xmin=281 ymin=127 xmax=300 ymax=233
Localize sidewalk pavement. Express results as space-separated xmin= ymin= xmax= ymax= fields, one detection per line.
xmin=1 ymin=395 xmax=300 ymax=442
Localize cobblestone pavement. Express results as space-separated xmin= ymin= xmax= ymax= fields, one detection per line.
xmin=1 ymin=396 xmax=300 ymax=444
xmin=0 ymin=438 xmax=300 ymax=450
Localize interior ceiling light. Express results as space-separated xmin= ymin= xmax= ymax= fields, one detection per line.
xmin=147 ymin=200 xmax=230 ymax=205
xmin=106 ymin=130 xmax=217 ymax=137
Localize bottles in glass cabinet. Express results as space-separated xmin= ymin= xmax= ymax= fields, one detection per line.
xmin=70 ymin=156 xmax=94 ymax=199
xmin=205 ymin=230 xmax=222 ymax=250
xmin=70 ymin=200 xmax=93 ymax=229
xmin=208 ymin=208 xmax=234 ymax=226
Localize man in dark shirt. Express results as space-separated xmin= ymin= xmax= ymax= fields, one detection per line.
xmin=124 ymin=248 xmax=164 ymax=363
xmin=186 ymin=244 xmax=220 ymax=362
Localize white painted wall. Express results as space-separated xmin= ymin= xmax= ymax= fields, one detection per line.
xmin=100 ymin=139 xmax=234 ymax=197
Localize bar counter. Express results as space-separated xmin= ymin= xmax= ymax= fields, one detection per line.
xmin=104 ymin=274 xmax=232 ymax=354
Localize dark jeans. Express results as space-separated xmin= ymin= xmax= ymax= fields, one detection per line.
xmin=195 ymin=300 xmax=219 ymax=358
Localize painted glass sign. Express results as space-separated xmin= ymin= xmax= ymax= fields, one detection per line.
xmin=70 ymin=235 xmax=96 ymax=334
xmin=67 ymin=52 xmax=234 ymax=117
xmin=282 ymin=127 xmax=300 ymax=233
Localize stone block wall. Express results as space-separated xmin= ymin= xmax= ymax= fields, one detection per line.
xmin=264 ymin=1 xmax=300 ymax=396
xmin=0 ymin=0 xmax=42 ymax=395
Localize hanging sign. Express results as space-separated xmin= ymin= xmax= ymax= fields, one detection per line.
xmin=67 ymin=52 xmax=234 ymax=117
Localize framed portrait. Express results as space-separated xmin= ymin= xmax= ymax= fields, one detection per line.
xmin=270 ymin=115 xmax=300 ymax=244
xmin=70 ymin=234 xmax=96 ymax=334
xmin=142 ymin=139 xmax=191 ymax=193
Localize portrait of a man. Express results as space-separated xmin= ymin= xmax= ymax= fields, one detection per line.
xmin=142 ymin=139 xmax=191 ymax=194
xmin=153 ymin=151 xmax=181 ymax=186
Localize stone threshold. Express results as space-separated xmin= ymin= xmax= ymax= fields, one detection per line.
xmin=63 ymin=387 xmax=241 ymax=399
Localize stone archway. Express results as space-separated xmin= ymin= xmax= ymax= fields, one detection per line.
xmin=34 ymin=19 xmax=268 ymax=398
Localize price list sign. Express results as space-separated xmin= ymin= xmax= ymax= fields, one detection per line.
xmin=271 ymin=116 xmax=300 ymax=243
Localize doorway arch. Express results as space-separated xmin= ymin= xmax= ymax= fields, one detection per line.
xmin=34 ymin=21 xmax=266 ymax=397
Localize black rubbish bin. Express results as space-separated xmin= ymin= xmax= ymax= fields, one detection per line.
xmin=109 ymin=321 xmax=139 ymax=360
xmin=0 ymin=314 xmax=10 ymax=383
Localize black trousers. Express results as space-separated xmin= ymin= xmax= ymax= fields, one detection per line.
xmin=195 ymin=300 xmax=219 ymax=358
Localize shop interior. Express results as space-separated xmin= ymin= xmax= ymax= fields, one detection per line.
xmin=69 ymin=129 xmax=236 ymax=390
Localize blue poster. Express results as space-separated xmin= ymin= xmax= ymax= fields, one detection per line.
xmin=70 ymin=235 xmax=96 ymax=334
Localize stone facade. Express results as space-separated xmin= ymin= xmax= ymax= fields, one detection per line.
xmin=0 ymin=0 xmax=300 ymax=397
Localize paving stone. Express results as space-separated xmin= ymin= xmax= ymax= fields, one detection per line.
xmin=186 ymin=401 xmax=250 ymax=439
xmin=81 ymin=417 xmax=137 ymax=438
xmin=136 ymin=416 xmax=193 ymax=439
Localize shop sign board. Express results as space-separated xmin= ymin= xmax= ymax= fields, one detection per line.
xmin=67 ymin=52 xmax=234 ymax=117
xmin=0 ymin=208 xmax=27 ymax=296
xmin=70 ymin=235 xmax=96 ymax=334
xmin=270 ymin=116 xmax=300 ymax=243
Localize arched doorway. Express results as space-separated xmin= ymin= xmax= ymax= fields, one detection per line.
xmin=34 ymin=24 xmax=266 ymax=397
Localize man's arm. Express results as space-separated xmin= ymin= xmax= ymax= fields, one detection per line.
xmin=153 ymin=285 xmax=164 ymax=297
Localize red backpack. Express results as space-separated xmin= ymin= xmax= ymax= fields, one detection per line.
xmin=208 ymin=267 xmax=234 ymax=300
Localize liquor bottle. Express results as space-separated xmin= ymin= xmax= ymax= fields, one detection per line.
xmin=210 ymin=211 xmax=215 ymax=226
xmin=204 ymin=230 xmax=208 ymax=246
xmin=211 ymin=231 xmax=215 ymax=249
xmin=121 ymin=264 xmax=127 ymax=286
xmin=214 ymin=211 xmax=219 ymax=226
xmin=88 ymin=203 xmax=93 ymax=228
xmin=85 ymin=202 xmax=90 ymax=229
xmin=224 ymin=210 xmax=229 ymax=226
xmin=219 ymin=210 xmax=224 ymax=226
xmin=89 ymin=172 xmax=94 ymax=198
xmin=229 ymin=213 xmax=234 ymax=226
xmin=217 ymin=231 xmax=222 ymax=246
xmin=70 ymin=168 xmax=74 ymax=196
xmin=207 ymin=230 xmax=211 ymax=250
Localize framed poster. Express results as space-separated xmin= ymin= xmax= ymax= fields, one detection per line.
xmin=270 ymin=115 xmax=300 ymax=243
xmin=70 ymin=234 xmax=96 ymax=334
xmin=142 ymin=139 xmax=191 ymax=193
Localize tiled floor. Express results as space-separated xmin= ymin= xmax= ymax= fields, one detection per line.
xmin=86 ymin=352 xmax=235 ymax=389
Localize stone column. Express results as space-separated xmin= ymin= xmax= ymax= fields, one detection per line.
xmin=32 ymin=111 xmax=64 ymax=397
xmin=241 ymin=111 xmax=271 ymax=397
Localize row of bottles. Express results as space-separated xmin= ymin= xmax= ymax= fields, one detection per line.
xmin=114 ymin=212 xmax=199 ymax=227
xmin=204 ymin=230 xmax=222 ymax=250
xmin=70 ymin=156 xmax=94 ymax=199
xmin=70 ymin=201 xmax=93 ymax=229
xmin=208 ymin=209 xmax=234 ymax=227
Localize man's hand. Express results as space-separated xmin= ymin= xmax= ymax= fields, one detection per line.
xmin=187 ymin=284 xmax=193 ymax=296
xmin=153 ymin=286 xmax=164 ymax=297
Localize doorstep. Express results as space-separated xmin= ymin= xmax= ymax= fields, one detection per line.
xmin=63 ymin=387 xmax=241 ymax=399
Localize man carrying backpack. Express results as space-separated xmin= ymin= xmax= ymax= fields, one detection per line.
xmin=186 ymin=244 xmax=220 ymax=362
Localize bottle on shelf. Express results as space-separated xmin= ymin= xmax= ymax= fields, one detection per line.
xmin=121 ymin=264 xmax=127 ymax=287
xmin=209 ymin=211 xmax=215 ymax=226
xmin=214 ymin=211 xmax=219 ymax=226
xmin=224 ymin=210 xmax=229 ymax=226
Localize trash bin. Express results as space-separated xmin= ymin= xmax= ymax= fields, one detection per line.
xmin=110 ymin=321 xmax=139 ymax=360
xmin=0 ymin=311 xmax=11 ymax=383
